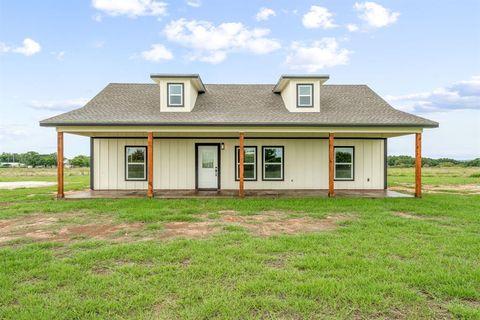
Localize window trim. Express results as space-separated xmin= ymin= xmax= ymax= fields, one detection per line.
xmin=296 ymin=84 xmax=314 ymax=108
xmin=334 ymin=146 xmax=355 ymax=181
xmin=234 ymin=146 xmax=257 ymax=181
xmin=125 ymin=145 xmax=148 ymax=181
xmin=167 ymin=83 xmax=184 ymax=107
xmin=262 ymin=146 xmax=284 ymax=181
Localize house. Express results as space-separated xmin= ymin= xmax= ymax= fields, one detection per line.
xmin=40 ymin=74 xmax=438 ymax=198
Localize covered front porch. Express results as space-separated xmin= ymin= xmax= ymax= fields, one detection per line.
xmin=64 ymin=189 xmax=411 ymax=199
xmin=55 ymin=125 xmax=424 ymax=199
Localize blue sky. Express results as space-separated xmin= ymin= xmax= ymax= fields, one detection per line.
xmin=0 ymin=0 xmax=479 ymax=158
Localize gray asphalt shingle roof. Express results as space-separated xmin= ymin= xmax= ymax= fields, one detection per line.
xmin=39 ymin=83 xmax=438 ymax=127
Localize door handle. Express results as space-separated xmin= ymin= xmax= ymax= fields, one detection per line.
xmin=215 ymin=166 xmax=218 ymax=176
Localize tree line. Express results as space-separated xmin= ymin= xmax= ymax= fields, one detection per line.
xmin=388 ymin=155 xmax=480 ymax=168
xmin=0 ymin=152 xmax=90 ymax=168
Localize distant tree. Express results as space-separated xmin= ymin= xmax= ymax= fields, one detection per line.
xmin=70 ymin=155 xmax=90 ymax=167
xmin=22 ymin=151 xmax=42 ymax=167
xmin=466 ymin=158 xmax=480 ymax=167
xmin=40 ymin=153 xmax=57 ymax=167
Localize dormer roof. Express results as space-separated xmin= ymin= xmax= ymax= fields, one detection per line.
xmin=150 ymin=73 xmax=206 ymax=93
xmin=273 ymin=74 xmax=330 ymax=93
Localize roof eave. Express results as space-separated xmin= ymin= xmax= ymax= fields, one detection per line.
xmin=39 ymin=121 xmax=439 ymax=128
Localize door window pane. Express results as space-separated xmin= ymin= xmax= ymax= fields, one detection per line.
xmin=202 ymin=151 xmax=214 ymax=168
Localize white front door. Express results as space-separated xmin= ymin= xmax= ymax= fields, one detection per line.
xmin=197 ymin=145 xmax=219 ymax=189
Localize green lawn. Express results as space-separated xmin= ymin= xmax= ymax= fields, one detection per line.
xmin=0 ymin=168 xmax=479 ymax=319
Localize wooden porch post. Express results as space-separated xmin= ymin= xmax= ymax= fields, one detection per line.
xmin=328 ymin=133 xmax=335 ymax=197
xmin=147 ymin=132 xmax=154 ymax=198
xmin=415 ymin=132 xmax=422 ymax=198
xmin=57 ymin=131 xmax=64 ymax=199
xmin=239 ymin=132 xmax=245 ymax=197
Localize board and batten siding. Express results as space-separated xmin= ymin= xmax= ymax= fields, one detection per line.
xmin=93 ymin=138 xmax=385 ymax=190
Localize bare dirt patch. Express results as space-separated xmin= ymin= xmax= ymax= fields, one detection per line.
xmin=0 ymin=213 xmax=144 ymax=245
xmin=0 ymin=211 xmax=354 ymax=245
xmin=158 ymin=221 xmax=221 ymax=240
xmin=212 ymin=211 xmax=352 ymax=237
xmin=392 ymin=211 xmax=445 ymax=222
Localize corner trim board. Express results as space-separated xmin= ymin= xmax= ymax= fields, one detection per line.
xmin=90 ymin=138 xmax=94 ymax=190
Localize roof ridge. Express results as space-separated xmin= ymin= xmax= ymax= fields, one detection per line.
xmin=205 ymin=83 xmax=275 ymax=85
xmin=108 ymin=82 xmax=155 ymax=85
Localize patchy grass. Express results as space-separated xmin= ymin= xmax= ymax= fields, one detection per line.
xmin=389 ymin=167 xmax=480 ymax=186
xmin=0 ymin=167 xmax=479 ymax=319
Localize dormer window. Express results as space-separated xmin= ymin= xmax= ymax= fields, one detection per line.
xmin=167 ymin=83 xmax=184 ymax=107
xmin=297 ymin=84 xmax=313 ymax=108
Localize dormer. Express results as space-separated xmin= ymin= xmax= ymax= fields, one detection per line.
xmin=151 ymin=74 xmax=206 ymax=112
xmin=273 ymin=74 xmax=329 ymax=113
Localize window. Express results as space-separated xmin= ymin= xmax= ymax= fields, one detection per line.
xmin=334 ymin=147 xmax=354 ymax=181
xmin=262 ymin=146 xmax=284 ymax=180
xmin=167 ymin=83 xmax=184 ymax=107
xmin=235 ymin=146 xmax=257 ymax=181
xmin=125 ymin=146 xmax=147 ymax=180
xmin=297 ymin=84 xmax=313 ymax=107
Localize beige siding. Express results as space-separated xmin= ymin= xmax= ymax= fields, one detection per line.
xmin=280 ymin=79 xmax=321 ymax=112
xmin=158 ymin=78 xmax=198 ymax=112
xmin=93 ymin=138 xmax=385 ymax=190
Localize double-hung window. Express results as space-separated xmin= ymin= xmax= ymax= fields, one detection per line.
xmin=262 ymin=146 xmax=284 ymax=180
xmin=334 ymin=147 xmax=354 ymax=180
xmin=297 ymin=84 xmax=313 ymax=107
xmin=125 ymin=146 xmax=147 ymax=180
xmin=167 ymin=83 xmax=184 ymax=107
xmin=235 ymin=146 xmax=257 ymax=181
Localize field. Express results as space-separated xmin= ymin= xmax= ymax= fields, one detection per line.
xmin=0 ymin=167 xmax=479 ymax=319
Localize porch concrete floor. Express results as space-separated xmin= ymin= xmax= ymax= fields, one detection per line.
xmin=64 ymin=189 xmax=412 ymax=199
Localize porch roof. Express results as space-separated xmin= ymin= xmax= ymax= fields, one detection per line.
xmin=40 ymin=83 xmax=438 ymax=128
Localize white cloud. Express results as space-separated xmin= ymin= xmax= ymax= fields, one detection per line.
xmin=1 ymin=38 xmax=41 ymax=56
xmin=163 ymin=19 xmax=281 ymax=63
xmin=140 ymin=44 xmax=173 ymax=62
xmin=92 ymin=0 xmax=167 ymax=18
xmin=256 ymin=7 xmax=276 ymax=21
xmin=302 ymin=6 xmax=336 ymax=29
xmin=51 ymin=51 xmax=65 ymax=60
xmin=30 ymin=98 xmax=89 ymax=111
xmin=354 ymin=2 xmax=399 ymax=28
xmin=347 ymin=23 xmax=359 ymax=32
xmin=186 ymin=0 xmax=201 ymax=8
xmin=92 ymin=13 xmax=103 ymax=22
xmin=284 ymin=38 xmax=351 ymax=72
xmin=386 ymin=76 xmax=480 ymax=112
xmin=0 ymin=125 xmax=29 ymax=141
xmin=0 ymin=43 xmax=10 ymax=53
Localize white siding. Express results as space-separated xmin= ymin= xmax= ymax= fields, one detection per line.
xmin=93 ymin=138 xmax=385 ymax=190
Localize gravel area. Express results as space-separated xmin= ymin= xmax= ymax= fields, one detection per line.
xmin=0 ymin=181 xmax=56 ymax=189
